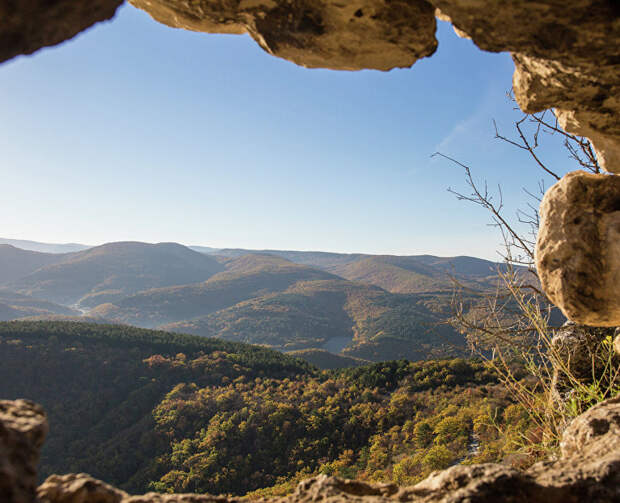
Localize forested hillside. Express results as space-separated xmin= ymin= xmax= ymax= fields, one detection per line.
xmin=0 ymin=321 xmax=313 ymax=489
xmin=0 ymin=321 xmax=534 ymax=496
xmin=91 ymin=255 xmax=337 ymax=326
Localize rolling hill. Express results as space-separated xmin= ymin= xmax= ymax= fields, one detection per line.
xmin=9 ymin=241 xmax=225 ymax=306
xmin=213 ymin=248 xmax=366 ymax=269
xmin=327 ymin=255 xmax=505 ymax=294
xmin=91 ymin=254 xmax=338 ymax=327
xmin=96 ymin=257 xmax=467 ymax=361
xmin=0 ymin=244 xmax=70 ymax=283
xmin=210 ymin=249 xmax=510 ymax=294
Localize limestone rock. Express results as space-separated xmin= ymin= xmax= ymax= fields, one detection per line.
xmin=37 ymin=474 xmax=128 ymax=503
xmin=37 ymin=473 xmax=238 ymax=503
xmin=433 ymin=9 xmax=469 ymax=39
xmin=128 ymin=0 xmax=438 ymax=71
xmin=0 ymin=399 xmax=47 ymax=503
xmin=536 ymin=171 xmax=620 ymax=326
xmin=531 ymin=396 xmax=620 ymax=503
xmin=559 ymin=395 xmax=620 ymax=460
xmin=554 ymin=109 xmax=620 ymax=175
xmin=0 ymin=0 xmax=123 ymax=63
xmin=512 ymin=56 xmax=620 ymax=174
xmin=400 ymin=464 xmax=540 ymax=502
xmin=550 ymin=322 xmax=618 ymax=405
xmin=291 ymin=475 xmax=398 ymax=500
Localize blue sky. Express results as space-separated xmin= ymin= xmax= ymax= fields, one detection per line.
xmin=0 ymin=4 xmax=571 ymax=260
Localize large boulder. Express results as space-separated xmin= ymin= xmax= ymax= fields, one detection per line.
xmin=429 ymin=1 xmax=620 ymax=174
xmin=0 ymin=399 xmax=47 ymax=503
xmin=536 ymin=171 xmax=620 ymax=326
xmin=37 ymin=474 xmax=128 ymax=503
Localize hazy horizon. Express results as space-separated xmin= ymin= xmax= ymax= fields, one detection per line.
xmin=0 ymin=235 xmax=509 ymax=261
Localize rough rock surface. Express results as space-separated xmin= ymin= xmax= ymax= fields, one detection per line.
xmin=536 ymin=171 xmax=620 ymax=326
xmin=128 ymin=0 xmax=438 ymax=71
xmin=550 ymin=322 xmax=619 ymax=405
xmin=0 ymin=396 xmax=610 ymax=503
xmin=0 ymin=0 xmax=123 ymax=63
xmin=0 ymin=399 xmax=48 ymax=503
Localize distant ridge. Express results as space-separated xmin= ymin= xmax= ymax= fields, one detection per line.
xmin=0 ymin=238 xmax=91 ymax=254
xmin=0 ymin=237 xmax=221 ymax=256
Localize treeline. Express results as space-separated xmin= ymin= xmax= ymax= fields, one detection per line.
xmin=0 ymin=321 xmax=537 ymax=496
xmin=0 ymin=320 xmax=314 ymax=375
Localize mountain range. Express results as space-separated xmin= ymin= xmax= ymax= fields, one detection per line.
xmin=0 ymin=238 xmax=511 ymax=362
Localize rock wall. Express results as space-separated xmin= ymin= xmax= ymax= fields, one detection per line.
xmin=0 ymin=2 xmax=618 ymax=321
xmin=0 ymin=398 xmax=617 ymax=503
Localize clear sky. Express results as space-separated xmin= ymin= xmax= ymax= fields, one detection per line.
xmin=0 ymin=4 xmax=571 ymax=260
